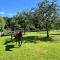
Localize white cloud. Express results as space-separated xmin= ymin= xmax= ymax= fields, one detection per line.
xmin=0 ymin=12 xmax=5 ymax=15
xmin=0 ymin=12 xmax=16 ymax=17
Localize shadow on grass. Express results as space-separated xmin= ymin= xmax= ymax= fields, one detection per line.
xmin=4 ymin=36 xmax=53 ymax=51
xmin=4 ymin=38 xmax=17 ymax=51
xmin=50 ymin=34 xmax=60 ymax=35
xmin=4 ymin=38 xmax=12 ymax=45
xmin=5 ymin=45 xmax=15 ymax=51
xmin=23 ymin=36 xmax=53 ymax=43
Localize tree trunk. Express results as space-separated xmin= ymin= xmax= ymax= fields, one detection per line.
xmin=46 ymin=28 xmax=49 ymax=38
xmin=46 ymin=22 xmax=49 ymax=38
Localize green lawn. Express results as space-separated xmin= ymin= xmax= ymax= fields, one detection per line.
xmin=0 ymin=31 xmax=60 ymax=60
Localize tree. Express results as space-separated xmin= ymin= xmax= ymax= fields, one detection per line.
xmin=15 ymin=11 xmax=33 ymax=32
xmin=10 ymin=18 xmax=17 ymax=31
xmin=33 ymin=0 xmax=57 ymax=38
xmin=4 ymin=17 xmax=12 ymax=29
xmin=0 ymin=16 xmax=5 ymax=31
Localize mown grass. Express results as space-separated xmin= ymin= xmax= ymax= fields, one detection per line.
xmin=0 ymin=31 xmax=60 ymax=60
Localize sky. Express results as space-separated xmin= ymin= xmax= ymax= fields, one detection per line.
xmin=0 ymin=0 xmax=60 ymax=17
xmin=0 ymin=0 xmax=40 ymax=17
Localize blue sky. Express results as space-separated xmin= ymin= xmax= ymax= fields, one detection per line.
xmin=0 ymin=0 xmax=60 ymax=17
xmin=0 ymin=0 xmax=40 ymax=17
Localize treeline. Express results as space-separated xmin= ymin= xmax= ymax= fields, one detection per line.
xmin=0 ymin=0 xmax=60 ymax=38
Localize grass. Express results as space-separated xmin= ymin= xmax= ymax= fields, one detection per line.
xmin=0 ymin=31 xmax=60 ymax=60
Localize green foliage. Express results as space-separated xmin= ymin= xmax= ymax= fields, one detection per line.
xmin=14 ymin=11 xmax=34 ymax=32
xmin=32 ymin=0 xmax=58 ymax=37
xmin=0 ymin=16 xmax=6 ymax=31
